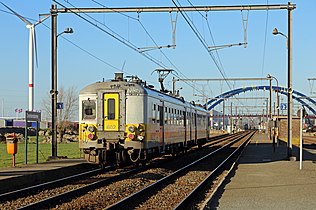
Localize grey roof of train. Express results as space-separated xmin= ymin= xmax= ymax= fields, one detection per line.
xmin=80 ymin=80 xmax=208 ymax=112
xmin=79 ymin=81 xmax=144 ymax=94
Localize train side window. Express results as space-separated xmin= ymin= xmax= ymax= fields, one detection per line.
xmin=164 ymin=107 xmax=168 ymax=124
xmin=157 ymin=105 xmax=160 ymax=124
xmin=180 ymin=111 xmax=183 ymax=125
xmin=82 ymin=99 xmax=96 ymax=120
xmin=152 ymin=104 xmax=156 ymax=123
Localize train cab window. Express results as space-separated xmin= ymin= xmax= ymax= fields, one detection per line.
xmin=82 ymin=99 xmax=96 ymax=120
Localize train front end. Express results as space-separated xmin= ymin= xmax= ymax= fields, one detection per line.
xmin=79 ymin=73 xmax=147 ymax=165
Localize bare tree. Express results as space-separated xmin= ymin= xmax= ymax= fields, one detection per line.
xmin=41 ymin=85 xmax=78 ymax=142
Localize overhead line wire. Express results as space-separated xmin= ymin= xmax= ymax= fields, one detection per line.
xmin=0 ymin=6 xmax=124 ymax=73
xmin=61 ymin=0 xmax=208 ymax=99
xmin=186 ymin=0 xmax=229 ymax=82
xmin=55 ymin=0 xmax=169 ymax=69
xmin=90 ymin=0 xmax=138 ymax=21
xmin=184 ymin=0 xmax=249 ymax=106
xmin=89 ymin=0 xmax=208 ymax=98
xmin=172 ymin=0 xmax=232 ymax=91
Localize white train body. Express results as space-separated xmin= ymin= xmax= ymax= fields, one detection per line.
xmin=79 ymin=74 xmax=209 ymax=165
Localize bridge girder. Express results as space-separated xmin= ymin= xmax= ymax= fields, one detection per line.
xmin=206 ymin=86 xmax=316 ymax=115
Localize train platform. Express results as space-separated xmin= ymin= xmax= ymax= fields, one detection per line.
xmin=214 ymin=133 xmax=316 ymax=210
xmin=0 ymin=158 xmax=96 ymax=194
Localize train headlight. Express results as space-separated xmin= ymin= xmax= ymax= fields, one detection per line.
xmin=87 ymin=125 xmax=95 ymax=132
xmin=128 ymin=125 xmax=135 ymax=133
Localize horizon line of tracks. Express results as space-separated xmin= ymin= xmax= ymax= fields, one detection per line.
xmin=0 ymin=130 xmax=256 ymax=209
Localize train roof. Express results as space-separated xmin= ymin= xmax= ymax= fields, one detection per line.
xmin=80 ymin=80 xmax=207 ymax=112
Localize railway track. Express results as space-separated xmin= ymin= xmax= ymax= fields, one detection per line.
xmin=0 ymin=131 xmax=253 ymax=209
xmin=107 ymin=130 xmax=255 ymax=209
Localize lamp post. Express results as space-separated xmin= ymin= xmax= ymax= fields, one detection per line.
xmin=267 ymin=74 xmax=279 ymax=151
xmin=267 ymin=75 xmax=273 ymax=141
xmin=272 ymin=5 xmax=293 ymax=159
xmin=51 ymin=5 xmax=73 ymax=158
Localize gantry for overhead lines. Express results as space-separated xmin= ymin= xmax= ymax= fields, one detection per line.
xmin=174 ymin=77 xmax=271 ymax=82
xmin=52 ymin=4 xmax=296 ymax=13
xmin=49 ymin=1 xmax=296 ymax=158
xmin=207 ymin=97 xmax=268 ymax=100
xmin=172 ymin=77 xmax=272 ymax=95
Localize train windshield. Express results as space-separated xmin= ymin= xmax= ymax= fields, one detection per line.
xmin=82 ymin=99 xmax=96 ymax=120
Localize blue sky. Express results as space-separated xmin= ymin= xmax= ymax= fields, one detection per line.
xmin=0 ymin=0 xmax=315 ymax=119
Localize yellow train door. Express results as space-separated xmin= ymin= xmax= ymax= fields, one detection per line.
xmin=103 ymin=93 xmax=119 ymax=131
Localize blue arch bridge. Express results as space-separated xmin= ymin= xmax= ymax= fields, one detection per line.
xmin=205 ymin=85 xmax=316 ymax=116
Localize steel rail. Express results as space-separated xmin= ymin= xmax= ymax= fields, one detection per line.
xmin=206 ymin=132 xmax=247 ymax=147
xmin=18 ymin=166 xmax=144 ymax=210
xmin=175 ymin=131 xmax=256 ymax=209
xmin=0 ymin=167 xmax=105 ymax=202
xmin=106 ymin=131 xmax=252 ymax=209
xmin=15 ymin=132 xmax=245 ymax=209
xmin=199 ymin=131 xmax=254 ymax=209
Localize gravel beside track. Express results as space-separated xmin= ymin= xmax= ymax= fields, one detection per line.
xmin=0 ymin=171 xmax=117 ymax=209
xmin=52 ymin=168 xmax=172 ymax=209
xmin=132 ymin=133 xmax=252 ymax=209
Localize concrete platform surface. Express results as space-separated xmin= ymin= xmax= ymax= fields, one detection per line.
xmin=215 ymin=133 xmax=316 ymax=210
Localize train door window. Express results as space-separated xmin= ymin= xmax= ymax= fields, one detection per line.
xmin=82 ymin=99 xmax=96 ymax=120
xmin=107 ymin=99 xmax=116 ymax=120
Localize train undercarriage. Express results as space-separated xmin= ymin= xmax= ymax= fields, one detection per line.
xmin=82 ymin=138 xmax=207 ymax=167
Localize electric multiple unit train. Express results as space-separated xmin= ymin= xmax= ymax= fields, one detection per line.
xmin=79 ymin=73 xmax=209 ymax=165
